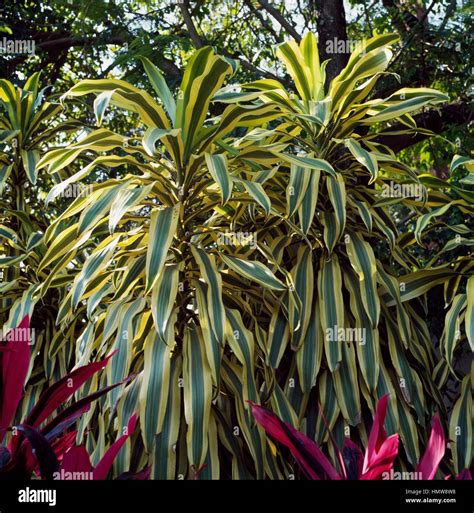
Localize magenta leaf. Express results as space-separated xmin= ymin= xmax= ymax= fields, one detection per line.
xmin=250 ymin=402 xmax=341 ymax=480
xmin=360 ymin=434 xmax=399 ymax=480
xmin=51 ymin=431 xmax=79 ymax=463
xmin=60 ymin=446 xmax=93 ymax=474
xmin=416 ymin=414 xmax=445 ymax=480
xmin=93 ymin=413 xmax=138 ymax=480
xmin=25 ymin=351 xmax=117 ymax=428
xmin=0 ymin=316 xmax=31 ymax=442
xmin=361 ymin=394 xmax=399 ymax=480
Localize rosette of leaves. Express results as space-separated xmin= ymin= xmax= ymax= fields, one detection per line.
xmin=212 ymin=32 xmax=469 ymax=473
xmin=34 ymin=34 xmax=469 ymax=479
xmin=414 ymin=155 xmax=473 ymax=476
xmin=34 ymin=46 xmax=287 ymax=479
xmin=0 ymin=74 xmax=83 ymax=387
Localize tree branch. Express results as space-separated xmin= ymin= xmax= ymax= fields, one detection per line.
xmin=3 ymin=33 xmax=182 ymax=80
xmin=36 ymin=36 xmax=125 ymax=51
xmin=374 ymin=100 xmax=472 ymax=152
xmin=178 ymin=1 xmax=204 ymax=49
xmin=243 ymin=0 xmax=283 ymax=43
xmin=257 ymin=0 xmax=301 ymax=42
xmin=437 ymin=0 xmax=457 ymax=34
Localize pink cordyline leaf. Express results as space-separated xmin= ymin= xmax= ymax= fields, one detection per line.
xmin=249 ymin=401 xmax=341 ymax=480
xmin=0 ymin=316 xmax=31 ymax=442
xmin=9 ymin=352 xmax=121 ymax=457
xmin=360 ymin=435 xmax=399 ymax=480
xmin=361 ymin=394 xmax=399 ymax=480
xmin=52 ymin=431 xmax=79 ymax=460
xmin=93 ymin=413 xmax=138 ymax=480
xmin=41 ymin=374 xmax=135 ymax=443
xmin=25 ymin=350 xmax=118 ymax=428
xmin=60 ymin=420 xmax=146 ymax=480
xmin=60 ymin=446 xmax=93 ymax=474
xmin=416 ymin=414 xmax=445 ymax=480
xmin=456 ymin=469 xmax=472 ymax=480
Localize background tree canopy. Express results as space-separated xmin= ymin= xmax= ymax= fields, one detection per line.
xmin=2 ymin=0 xmax=472 ymax=158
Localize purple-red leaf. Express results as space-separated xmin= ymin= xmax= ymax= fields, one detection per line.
xmin=60 ymin=446 xmax=93 ymax=474
xmin=25 ymin=351 xmax=116 ymax=428
xmin=416 ymin=414 xmax=445 ymax=480
xmin=456 ymin=469 xmax=472 ymax=480
xmin=14 ymin=424 xmax=59 ymax=480
xmin=93 ymin=413 xmax=138 ymax=480
xmin=51 ymin=431 xmax=79 ymax=461
xmin=0 ymin=316 xmax=31 ymax=442
xmin=250 ymin=402 xmax=340 ymax=480
xmin=42 ymin=375 xmax=134 ymax=441
xmin=117 ymin=467 xmax=151 ymax=480
xmin=361 ymin=394 xmax=399 ymax=480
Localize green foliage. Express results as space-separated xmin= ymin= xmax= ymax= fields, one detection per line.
xmin=1 ymin=31 xmax=472 ymax=479
xmin=0 ymin=75 xmax=82 ymax=361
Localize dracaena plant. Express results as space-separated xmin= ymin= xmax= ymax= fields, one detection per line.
xmin=413 ymin=154 xmax=474 ymax=477
xmin=0 ymin=316 xmax=141 ymax=480
xmin=214 ymin=31 xmax=473 ymax=470
xmin=0 ymin=75 xmax=84 ymax=386
xmin=27 ymin=34 xmax=471 ymax=480
xmin=33 ymin=46 xmax=286 ymax=479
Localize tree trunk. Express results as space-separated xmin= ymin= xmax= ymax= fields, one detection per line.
xmin=314 ymin=0 xmax=349 ymax=84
